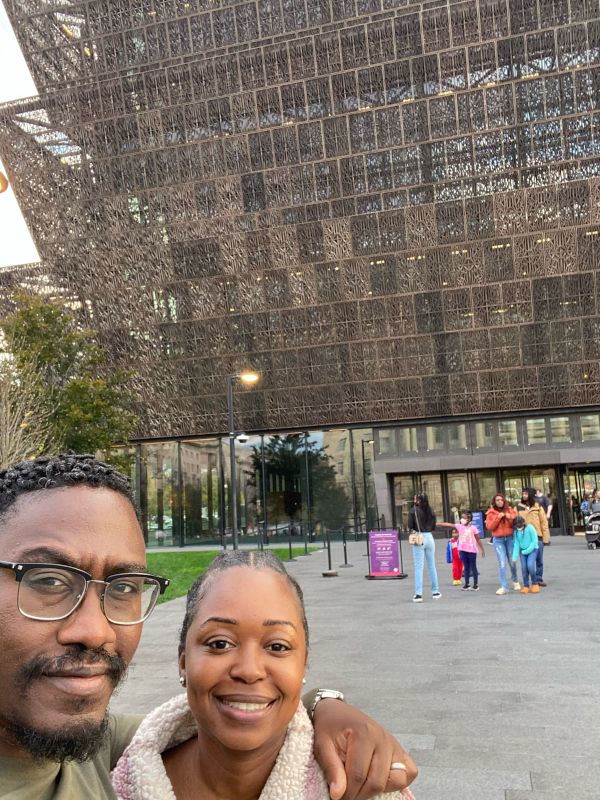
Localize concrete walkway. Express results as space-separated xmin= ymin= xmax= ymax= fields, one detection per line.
xmin=111 ymin=536 xmax=600 ymax=800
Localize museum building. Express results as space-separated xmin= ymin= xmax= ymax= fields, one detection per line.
xmin=1 ymin=0 xmax=600 ymax=542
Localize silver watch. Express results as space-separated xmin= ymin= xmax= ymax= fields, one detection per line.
xmin=309 ymin=689 xmax=345 ymax=720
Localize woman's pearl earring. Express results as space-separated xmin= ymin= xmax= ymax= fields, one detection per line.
xmin=179 ymin=676 xmax=186 ymax=687
xmin=302 ymin=677 xmax=306 ymax=685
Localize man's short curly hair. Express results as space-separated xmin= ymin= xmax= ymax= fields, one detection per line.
xmin=0 ymin=453 xmax=136 ymax=521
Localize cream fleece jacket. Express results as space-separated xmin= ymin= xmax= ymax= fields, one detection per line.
xmin=111 ymin=694 xmax=415 ymax=800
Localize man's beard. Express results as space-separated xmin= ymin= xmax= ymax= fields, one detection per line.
xmin=4 ymin=715 xmax=110 ymax=763
xmin=6 ymin=645 xmax=128 ymax=762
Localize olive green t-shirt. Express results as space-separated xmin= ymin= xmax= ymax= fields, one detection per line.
xmin=0 ymin=713 xmax=142 ymax=799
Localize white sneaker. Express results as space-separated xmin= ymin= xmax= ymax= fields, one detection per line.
xmin=496 ymin=587 xmax=508 ymax=595
xmin=512 ymin=582 xmax=521 ymax=591
xmin=432 ymin=591 xmax=442 ymax=599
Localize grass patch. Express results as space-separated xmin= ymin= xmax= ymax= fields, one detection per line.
xmin=147 ymin=548 xmax=315 ymax=604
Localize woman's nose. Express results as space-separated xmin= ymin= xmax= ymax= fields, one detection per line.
xmin=229 ymin=644 xmax=267 ymax=682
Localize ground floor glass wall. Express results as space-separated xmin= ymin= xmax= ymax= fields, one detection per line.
xmin=392 ymin=466 xmax=589 ymax=535
xmin=112 ymin=430 xmax=378 ymax=547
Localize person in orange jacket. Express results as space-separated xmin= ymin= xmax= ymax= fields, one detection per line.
xmin=485 ymin=494 xmax=519 ymax=595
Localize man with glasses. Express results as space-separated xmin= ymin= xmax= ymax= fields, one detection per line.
xmin=0 ymin=453 xmax=415 ymax=799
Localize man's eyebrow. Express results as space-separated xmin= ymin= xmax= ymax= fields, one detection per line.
xmin=15 ymin=547 xmax=78 ymax=566
xmin=13 ymin=548 xmax=148 ymax=575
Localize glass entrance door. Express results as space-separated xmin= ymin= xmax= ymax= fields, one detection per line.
xmin=502 ymin=470 xmax=529 ymax=507
xmin=502 ymin=468 xmax=560 ymax=530
xmin=392 ymin=473 xmax=443 ymax=528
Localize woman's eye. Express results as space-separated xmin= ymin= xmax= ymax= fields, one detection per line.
xmin=267 ymin=642 xmax=291 ymax=653
xmin=207 ymin=639 xmax=234 ymax=650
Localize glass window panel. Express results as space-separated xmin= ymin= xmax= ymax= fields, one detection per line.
xmin=448 ymin=424 xmax=468 ymax=450
xmin=498 ymin=420 xmax=518 ymax=446
xmin=447 ymin=472 xmax=470 ymax=521
xmin=474 ymin=421 xmax=496 ymax=449
xmin=526 ymin=418 xmax=547 ymax=445
xmin=376 ymin=429 xmax=397 ymax=456
xmin=550 ymin=416 xmax=572 ymax=443
xmin=398 ymin=427 xmax=418 ymax=453
xmin=354 ymin=429 xmax=377 ymax=530
xmin=581 ymin=414 xmax=600 ymax=441
xmin=425 ymin=425 xmax=445 ymax=451
xmin=472 ymin=470 xmax=499 ymax=513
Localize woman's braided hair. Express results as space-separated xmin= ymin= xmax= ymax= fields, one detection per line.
xmin=0 ymin=453 xmax=135 ymax=520
xmin=179 ymin=550 xmax=309 ymax=655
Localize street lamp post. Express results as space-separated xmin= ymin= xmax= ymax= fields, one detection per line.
xmin=227 ymin=371 xmax=259 ymax=550
xmin=361 ymin=438 xmax=375 ymax=531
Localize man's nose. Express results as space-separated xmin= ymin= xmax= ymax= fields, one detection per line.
xmin=56 ymin=583 xmax=117 ymax=650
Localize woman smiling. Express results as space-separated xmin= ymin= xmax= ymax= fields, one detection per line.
xmin=112 ymin=552 xmax=415 ymax=800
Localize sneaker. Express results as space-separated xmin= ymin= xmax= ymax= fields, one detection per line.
xmin=472 ymin=585 xmax=479 ymax=591
xmin=496 ymin=587 xmax=508 ymax=595
xmin=538 ymin=580 xmax=547 ymax=587
xmin=512 ymin=581 xmax=521 ymax=590
xmin=531 ymin=584 xmax=540 ymax=593
xmin=432 ymin=591 xmax=442 ymax=599
xmin=413 ymin=594 xmax=423 ymax=603
xmin=461 ymin=584 xmax=470 ymax=591
xmin=520 ymin=586 xmax=530 ymax=594
xmin=452 ymin=579 xmax=462 ymax=585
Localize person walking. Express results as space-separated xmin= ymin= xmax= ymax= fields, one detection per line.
xmin=485 ymin=494 xmax=520 ymax=595
xmin=516 ymin=488 xmax=549 ymax=587
xmin=511 ymin=515 xmax=539 ymax=593
xmin=408 ymin=493 xmax=441 ymax=603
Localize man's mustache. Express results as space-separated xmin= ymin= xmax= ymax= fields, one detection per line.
xmin=16 ymin=646 xmax=127 ymax=693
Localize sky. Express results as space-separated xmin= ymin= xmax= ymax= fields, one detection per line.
xmin=0 ymin=0 xmax=40 ymax=269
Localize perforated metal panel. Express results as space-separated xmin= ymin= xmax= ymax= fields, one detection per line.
xmin=1 ymin=0 xmax=599 ymax=438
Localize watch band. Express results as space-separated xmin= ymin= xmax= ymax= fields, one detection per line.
xmin=309 ymin=689 xmax=345 ymax=721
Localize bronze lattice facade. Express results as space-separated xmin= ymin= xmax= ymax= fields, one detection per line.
xmin=1 ymin=0 xmax=600 ymax=439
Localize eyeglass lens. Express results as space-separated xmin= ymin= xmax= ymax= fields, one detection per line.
xmin=17 ymin=567 xmax=160 ymax=623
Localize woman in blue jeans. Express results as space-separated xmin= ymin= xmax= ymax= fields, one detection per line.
xmin=408 ymin=493 xmax=441 ymax=603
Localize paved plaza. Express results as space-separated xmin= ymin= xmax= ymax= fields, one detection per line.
xmin=112 ymin=536 xmax=599 ymax=800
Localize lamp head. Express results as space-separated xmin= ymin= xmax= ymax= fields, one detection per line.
xmin=239 ymin=371 xmax=259 ymax=385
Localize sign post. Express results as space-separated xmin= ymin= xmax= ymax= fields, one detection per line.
xmin=472 ymin=510 xmax=485 ymax=539
xmin=365 ymin=529 xmax=407 ymax=579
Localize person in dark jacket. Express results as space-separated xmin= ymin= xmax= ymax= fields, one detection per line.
xmin=407 ymin=493 xmax=441 ymax=603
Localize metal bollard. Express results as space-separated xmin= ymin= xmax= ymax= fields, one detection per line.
xmin=287 ymin=526 xmax=297 ymax=561
xmin=339 ymin=526 xmax=354 ymax=568
xmin=322 ymin=527 xmax=338 ymax=577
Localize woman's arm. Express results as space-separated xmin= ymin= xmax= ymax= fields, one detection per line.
xmin=310 ymin=698 xmax=417 ymax=800
xmin=475 ymin=533 xmax=485 ymax=557
xmin=485 ymin=509 xmax=501 ymax=531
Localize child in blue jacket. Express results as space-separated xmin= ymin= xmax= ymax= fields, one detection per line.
xmin=512 ymin=515 xmax=539 ymax=594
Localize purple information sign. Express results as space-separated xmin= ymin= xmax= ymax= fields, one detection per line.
xmin=368 ymin=530 xmax=401 ymax=578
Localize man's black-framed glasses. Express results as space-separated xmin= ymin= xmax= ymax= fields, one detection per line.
xmin=0 ymin=560 xmax=170 ymax=625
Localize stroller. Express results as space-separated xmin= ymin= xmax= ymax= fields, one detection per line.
xmin=585 ymin=511 xmax=600 ymax=549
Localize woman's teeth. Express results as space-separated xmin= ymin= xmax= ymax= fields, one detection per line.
xmin=222 ymin=700 xmax=271 ymax=711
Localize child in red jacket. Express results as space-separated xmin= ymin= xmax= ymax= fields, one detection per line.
xmin=446 ymin=528 xmax=463 ymax=585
